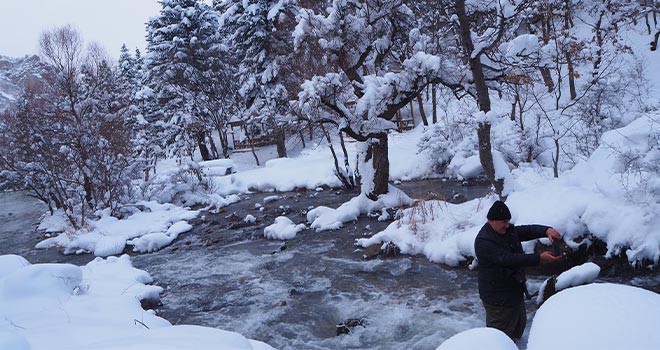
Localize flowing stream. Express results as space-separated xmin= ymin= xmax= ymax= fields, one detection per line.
xmin=1 ymin=180 xmax=658 ymax=349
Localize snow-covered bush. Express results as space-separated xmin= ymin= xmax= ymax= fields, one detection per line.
xmin=141 ymin=161 xmax=235 ymax=209
xmin=417 ymin=120 xmax=473 ymax=174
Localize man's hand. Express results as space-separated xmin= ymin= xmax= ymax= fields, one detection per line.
xmin=540 ymin=251 xmax=562 ymax=263
xmin=546 ymin=227 xmax=561 ymax=242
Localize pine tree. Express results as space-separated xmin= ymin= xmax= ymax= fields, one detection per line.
xmin=216 ymin=0 xmax=298 ymax=158
xmin=145 ymin=0 xmax=223 ymax=160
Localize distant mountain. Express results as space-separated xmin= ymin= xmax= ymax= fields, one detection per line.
xmin=0 ymin=55 xmax=45 ymax=112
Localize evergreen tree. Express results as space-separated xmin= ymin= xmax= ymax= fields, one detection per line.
xmin=145 ymin=0 xmax=223 ymax=160
xmin=216 ymin=0 xmax=298 ymax=158
xmin=117 ymin=44 xmax=136 ymax=93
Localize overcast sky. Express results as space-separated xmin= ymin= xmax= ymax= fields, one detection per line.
xmin=0 ymin=0 xmax=162 ymax=59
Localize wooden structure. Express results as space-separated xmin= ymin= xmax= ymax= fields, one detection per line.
xmin=228 ymin=119 xmax=274 ymax=150
xmin=396 ymin=117 xmax=415 ymax=132
xmin=395 ymin=109 xmax=415 ymax=132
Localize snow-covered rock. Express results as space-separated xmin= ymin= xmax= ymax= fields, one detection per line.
xmin=264 ymin=216 xmax=306 ymax=240
xmin=527 ymin=283 xmax=660 ymax=350
xmin=436 ymin=327 xmax=517 ymax=350
xmin=36 ymin=202 xmax=198 ymax=257
xmin=536 ymin=262 xmax=601 ymax=304
xmin=308 ymin=185 xmax=412 ymax=232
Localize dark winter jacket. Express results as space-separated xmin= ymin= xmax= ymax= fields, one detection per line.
xmin=474 ymin=223 xmax=549 ymax=306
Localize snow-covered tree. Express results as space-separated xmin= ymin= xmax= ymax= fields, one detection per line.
xmin=216 ymin=0 xmax=299 ymax=159
xmin=295 ymin=0 xmax=466 ymax=199
xmin=0 ymin=26 xmax=138 ymax=227
xmin=145 ymin=0 xmax=224 ymax=161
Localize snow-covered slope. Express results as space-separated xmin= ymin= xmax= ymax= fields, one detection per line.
xmin=0 ymin=55 xmax=44 ymax=112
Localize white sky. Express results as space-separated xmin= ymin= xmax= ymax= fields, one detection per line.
xmin=0 ymin=0 xmax=162 ymax=59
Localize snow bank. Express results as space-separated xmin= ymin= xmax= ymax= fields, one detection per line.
xmin=211 ymin=127 xmax=436 ymax=195
xmin=129 ymin=220 xmax=193 ymax=253
xmin=527 ymin=283 xmax=660 ymax=350
xmin=0 ymin=254 xmax=29 ymax=279
xmin=0 ymin=263 xmax=82 ymax=300
xmin=36 ymin=201 xmax=199 ymax=257
xmin=212 ymin=150 xmax=344 ymax=194
xmin=554 ymin=262 xmax=600 ymax=291
xmin=360 ymin=114 xmax=660 ymax=266
xmin=308 ymin=185 xmax=413 ymax=232
xmin=536 ymin=262 xmax=600 ymax=304
xmin=85 ymin=325 xmax=275 ymax=350
xmin=358 ymin=197 xmax=492 ymax=266
xmin=436 ymin=327 xmax=517 ymax=350
xmin=0 ymin=254 xmax=275 ymax=350
xmin=264 ymin=216 xmax=306 ymax=240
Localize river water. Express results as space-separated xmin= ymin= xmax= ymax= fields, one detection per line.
xmin=1 ymin=181 xmax=658 ymax=349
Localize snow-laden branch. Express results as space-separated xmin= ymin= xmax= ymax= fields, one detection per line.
xmin=297 ymin=51 xmax=466 ymax=138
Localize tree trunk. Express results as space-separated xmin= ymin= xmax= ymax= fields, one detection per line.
xmin=456 ymin=0 xmax=503 ymax=198
xmin=197 ymin=137 xmax=211 ymax=161
xmin=360 ymin=133 xmax=389 ymax=200
xmin=207 ymin=132 xmax=220 ymax=160
xmin=553 ymin=138 xmax=560 ymax=178
xmin=307 ymin=120 xmax=314 ymax=141
xmin=417 ymin=95 xmax=429 ymax=126
xmin=431 ymin=84 xmax=437 ymax=124
xmin=298 ymin=129 xmax=306 ymax=148
xmin=645 ymin=0 xmax=652 ymax=34
xmin=540 ymin=67 xmax=554 ymax=92
xmin=564 ymin=1 xmax=577 ymax=100
xmin=477 ymin=123 xmax=505 ymax=197
xmin=566 ymin=55 xmax=577 ymax=100
xmin=83 ymin=174 xmax=93 ymax=209
xmin=245 ymin=125 xmax=260 ymax=166
xmin=517 ymin=94 xmax=525 ymax=131
xmin=339 ymin=131 xmax=355 ymax=188
xmin=510 ymin=94 xmax=517 ymax=121
xmin=275 ymin=126 xmax=287 ymax=158
xmin=217 ymin=128 xmax=230 ymax=158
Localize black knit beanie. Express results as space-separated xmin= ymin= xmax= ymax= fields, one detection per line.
xmin=487 ymin=200 xmax=511 ymax=220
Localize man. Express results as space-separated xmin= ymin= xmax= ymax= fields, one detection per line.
xmin=474 ymin=200 xmax=562 ymax=340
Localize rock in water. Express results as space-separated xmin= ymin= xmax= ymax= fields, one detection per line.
xmin=336 ymin=318 xmax=365 ymax=336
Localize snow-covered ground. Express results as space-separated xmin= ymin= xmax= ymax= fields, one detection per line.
xmin=358 ymin=112 xmax=660 ymax=266
xmin=0 ymin=254 xmax=274 ymax=350
xmin=436 ymin=283 xmax=660 ymax=350
xmin=210 ymin=127 xmax=436 ymax=195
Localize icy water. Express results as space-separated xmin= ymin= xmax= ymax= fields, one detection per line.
xmin=1 ymin=181 xmax=658 ymax=350
xmin=128 ymin=180 xmax=492 ymax=350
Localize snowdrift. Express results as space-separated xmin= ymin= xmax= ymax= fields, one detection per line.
xmin=0 ymin=254 xmax=275 ymax=350
xmin=359 ymin=113 xmax=660 ymax=266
